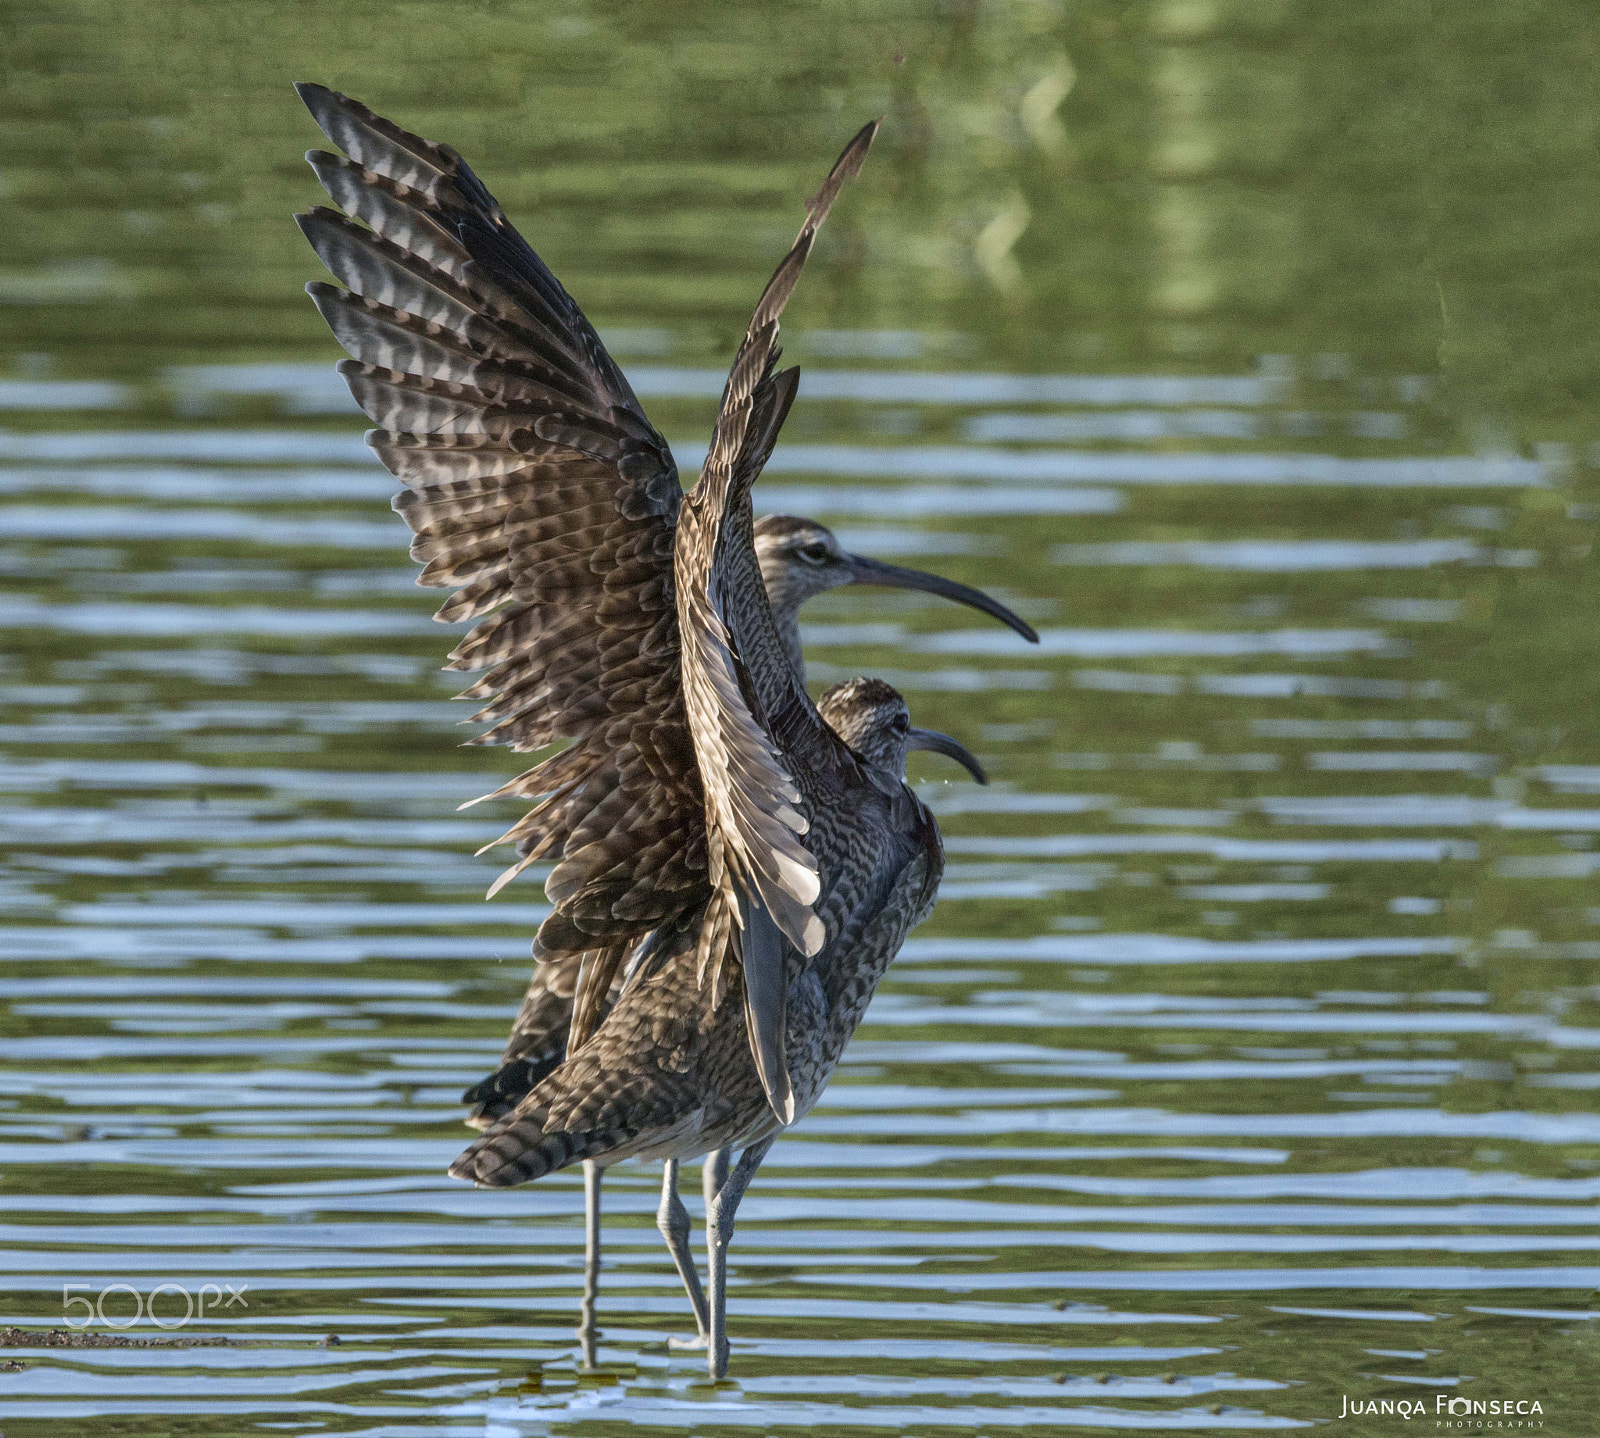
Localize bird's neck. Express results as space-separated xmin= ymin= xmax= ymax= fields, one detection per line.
xmin=712 ymin=491 xmax=827 ymax=767
xmin=769 ymin=599 xmax=807 ymax=685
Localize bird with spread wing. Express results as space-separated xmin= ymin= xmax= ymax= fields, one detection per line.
xmin=292 ymin=83 xmax=1024 ymax=1378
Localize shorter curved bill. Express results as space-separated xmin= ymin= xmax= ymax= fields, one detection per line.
xmin=906 ymin=727 xmax=988 ymax=784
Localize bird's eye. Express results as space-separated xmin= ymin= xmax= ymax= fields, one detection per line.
xmin=891 ymin=712 xmax=910 ymax=734
xmin=797 ymin=542 xmax=830 ymax=565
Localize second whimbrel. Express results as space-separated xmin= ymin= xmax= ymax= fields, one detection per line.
xmin=453 ymin=674 xmax=970 ymax=1378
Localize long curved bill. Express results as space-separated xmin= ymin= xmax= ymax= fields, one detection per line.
xmin=906 ymin=727 xmax=988 ymax=784
xmin=844 ymin=554 xmax=1039 ymax=644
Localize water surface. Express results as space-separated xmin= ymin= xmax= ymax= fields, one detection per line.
xmin=4 ymin=3 xmax=1600 ymax=1433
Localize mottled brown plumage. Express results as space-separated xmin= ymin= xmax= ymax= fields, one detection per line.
xmin=293 ymin=84 xmax=1001 ymax=1378
xmin=454 ymin=685 xmax=944 ymax=1170
xmin=452 ymin=677 xmax=960 ymax=1377
xmin=463 ymin=510 xmax=1031 ymax=1126
xmin=458 ymin=807 xmax=939 ymax=1173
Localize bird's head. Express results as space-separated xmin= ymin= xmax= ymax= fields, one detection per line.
xmin=754 ymin=515 xmax=854 ymax=612
xmin=817 ymin=676 xmax=988 ymax=783
xmin=753 ymin=514 xmax=1039 ymax=642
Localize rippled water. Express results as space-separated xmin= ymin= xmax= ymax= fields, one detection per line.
xmin=6 ymin=4 xmax=1600 ymax=1434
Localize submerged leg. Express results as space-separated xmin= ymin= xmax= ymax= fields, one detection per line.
xmin=703 ymin=1138 xmax=773 ymax=1381
xmin=578 ymin=1159 xmax=604 ymax=1367
xmin=657 ymin=1158 xmax=709 ymax=1346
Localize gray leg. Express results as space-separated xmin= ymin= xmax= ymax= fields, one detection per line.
xmin=703 ymin=1147 xmax=728 ymax=1214
xmin=691 ymin=1147 xmax=729 ymax=1350
xmin=578 ymin=1159 xmax=603 ymax=1367
xmin=703 ymin=1138 xmax=773 ymax=1381
xmin=657 ymin=1159 xmax=710 ymax=1346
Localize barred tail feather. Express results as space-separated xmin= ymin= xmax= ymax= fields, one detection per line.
xmin=450 ymin=1119 xmax=606 ymax=1188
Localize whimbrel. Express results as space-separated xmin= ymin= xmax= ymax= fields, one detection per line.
xmin=291 ymin=84 xmax=1012 ymax=1376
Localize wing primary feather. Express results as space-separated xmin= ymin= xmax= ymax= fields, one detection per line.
xmin=294 ymin=83 xmax=471 ymax=206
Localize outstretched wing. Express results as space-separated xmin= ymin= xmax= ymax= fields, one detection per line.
xmin=294 ymin=83 xmax=709 ymax=968
xmin=674 ymin=120 xmax=880 ymax=1118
